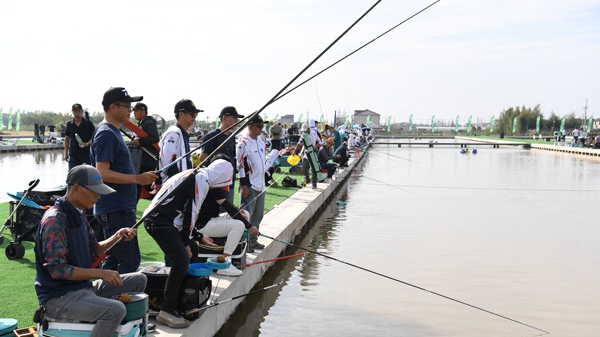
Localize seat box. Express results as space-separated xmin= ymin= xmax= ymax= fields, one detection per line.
xmin=197 ymin=237 xmax=247 ymax=269
xmin=140 ymin=266 xmax=211 ymax=320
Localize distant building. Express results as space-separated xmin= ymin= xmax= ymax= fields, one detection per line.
xmin=353 ymin=109 xmax=380 ymax=127
xmin=279 ymin=114 xmax=295 ymax=127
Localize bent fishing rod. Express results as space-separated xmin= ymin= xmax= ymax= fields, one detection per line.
xmin=261 ymin=233 xmax=549 ymax=334
xmin=91 ymin=0 xmax=383 ymax=268
xmin=161 ymin=0 xmax=384 ymax=174
xmin=273 ymin=0 xmax=443 ymax=104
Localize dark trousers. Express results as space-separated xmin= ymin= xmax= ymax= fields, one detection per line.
xmin=321 ymin=163 xmax=337 ymax=178
xmin=145 ymin=223 xmax=192 ymax=312
xmin=94 ymin=209 xmax=140 ymax=274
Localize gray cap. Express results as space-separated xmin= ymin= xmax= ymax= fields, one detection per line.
xmin=66 ymin=164 xmax=116 ymax=195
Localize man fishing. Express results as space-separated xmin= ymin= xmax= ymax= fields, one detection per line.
xmin=34 ymin=164 xmax=147 ymax=337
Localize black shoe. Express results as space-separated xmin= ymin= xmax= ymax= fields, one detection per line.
xmin=247 ymin=244 xmax=254 ymax=253
xmin=250 ymin=242 xmax=265 ymax=250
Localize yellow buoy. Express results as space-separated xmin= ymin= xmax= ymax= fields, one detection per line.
xmin=287 ymin=154 xmax=301 ymax=166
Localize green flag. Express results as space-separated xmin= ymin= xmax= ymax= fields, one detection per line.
xmin=344 ymin=115 xmax=351 ymax=128
xmin=298 ymin=114 xmax=304 ymax=124
xmin=7 ymin=107 xmax=13 ymax=131
xmin=490 ymin=116 xmax=495 ymax=133
xmin=467 ymin=115 xmax=473 ymax=133
xmin=559 ymin=116 xmax=566 ymax=132
xmin=512 ymin=116 xmax=518 ymax=134
xmin=365 ymin=115 xmax=370 ymax=127
xmin=215 ymin=116 xmax=219 ymax=129
xmin=409 ymin=114 xmax=413 ymax=132
xmin=0 ymin=108 xmax=4 ymax=131
xmin=387 ymin=116 xmax=391 ymax=133
xmin=319 ymin=114 xmax=324 ymax=125
xmin=588 ymin=116 xmax=594 ymax=132
xmin=274 ymin=114 xmax=279 ymax=122
xmin=535 ymin=115 xmax=541 ymax=133
xmin=455 ymin=115 xmax=460 ymax=133
xmin=16 ymin=109 xmax=21 ymax=132
xmin=430 ymin=115 xmax=435 ymax=132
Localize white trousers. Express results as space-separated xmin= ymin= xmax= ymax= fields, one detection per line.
xmin=198 ymin=211 xmax=247 ymax=255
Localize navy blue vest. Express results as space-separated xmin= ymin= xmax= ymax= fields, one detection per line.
xmin=34 ymin=197 xmax=94 ymax=304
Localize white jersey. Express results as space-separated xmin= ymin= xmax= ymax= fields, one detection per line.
xmin=236 ymin=133 xmax=267 ymax=192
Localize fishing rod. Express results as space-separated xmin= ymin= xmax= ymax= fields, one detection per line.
xmin=118 ymin=127 xmax=158 ymax=161
xmin=162 ymin=0 xmax=384 ymax=174
xmin=91 ymin=1 xmax=383 ymax=268
xmin=260 ymin=233 xmax=549 ymax=334
xmin=360 ymin=175 xmax=432 ymax=200
xmin=244 ymin=253 xmax=306 ymax=267
xmin=272 ymin=0 xmax=443 ymax=104
xmin=185 ymin=280 xmax=284 ymax=315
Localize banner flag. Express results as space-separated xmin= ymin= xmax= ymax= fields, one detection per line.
xmin=455 ymin=115 xmax=460 ymax=133
xmin=467 ymin=115 xmax=473 ymax=133
xmin=409 ymin=114 xmax=413 ymax=132
xmin=430 ymin=115 xmax=435 ymax=132
xmin=7 ymin=107 xmax=13 ymax=131
xmin=366 ymin=115 xmax=370 ymax=127
xmin=387 ymin=116 xmax=391 ymax=133
xmin=490 ymin=116 xmax=495 ymax=133
xmin=512 ymin=116 xmax=518 ymax=134
xmin=16 ymin=109 xmax=21 ymax=132
xmin=559 ymin=116 xmax=566 ymax=132
xmin=298 ymin=114 xmax=303 ymax=124
xmin=588 ymin=116 xmax=594 ymax=132
xmin=0 ymin=108 xmax=4 ymax=131
xmin=535 ymin=115 xmax=541 ymax=133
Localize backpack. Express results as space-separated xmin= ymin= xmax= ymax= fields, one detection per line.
xmin=282 ymin=176 xmax=298 ymax=188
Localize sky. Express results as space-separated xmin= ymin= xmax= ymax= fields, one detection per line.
xmin=1 ymin=0 xmax=599 ymax=126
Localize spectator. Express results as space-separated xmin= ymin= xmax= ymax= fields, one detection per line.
xmin=65 ymin=104 xmax=96 ymax=170
xmin=131 ymin=103 xmax=159 ymax=201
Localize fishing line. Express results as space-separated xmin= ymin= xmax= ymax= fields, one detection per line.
xmin=369 ymin=149 xmax=419 ymax=162
xmin=357 ymin=181 xmax=600 ymax=193
xmin=272 ymin=0 xmax=443 ymax=104
xmin=360 ymin=175 xmax=432 ymax=200
xmin=260 ymin=233 xmax=549 ymax=335
xmin=197 ymin=280 xmax=284 ymax=312
xmin=92 ymin=2 xmax=383 ymax=267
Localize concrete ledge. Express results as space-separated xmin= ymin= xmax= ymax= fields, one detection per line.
xmin=151 ymin=148 xmax=368 ymax=337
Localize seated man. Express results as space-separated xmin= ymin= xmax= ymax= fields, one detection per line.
xmin=35 ymin=165 xmax=147 ymax=337
xmin=318 ymin=137 xmax=339 ymax=183
xmin=332 ymin=139 xmax=349 ymax=167
xmin=144 ymin=157 xmax=259 ymax=329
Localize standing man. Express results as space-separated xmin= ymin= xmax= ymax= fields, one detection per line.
xmin=65 ymin=104 xmax=96 ymax=171
xmin=199 ymin=106 xmax=244 ymax=204
xmin=269 ymin=122 xmax=283 ymax=151
xmin=34 ymin=164 xmax=147 ymax=337
xmin=131 ymin=103 xmax=159 ymax=201
xmin=236 ymin=114 xmax=267 ymax=251
xmin=90 ymin=87 xmax=157 ymax=273
xmin=34 ymin=121 xmax=40 ymax=142
xmin=156 ymin=99 xmax=202 ymax=187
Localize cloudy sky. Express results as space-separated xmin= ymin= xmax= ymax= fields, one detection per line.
xmin=1 ymin=0 xmax=598 ymax=125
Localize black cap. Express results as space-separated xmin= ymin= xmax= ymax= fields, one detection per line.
xmin=248 ymin=114 xmax=264 ymax=125
xmin=72 ymin=103 xmax=83 ymax=111
xmin=174 ymin=99 xmax=203 ymax=115
xmin=219 ymin=106 xmax=244 ymax=118
xmin=133 ymin=103 xmax=147 ymax=111
xmin=102 ymin=87 xmax=143 ymax=107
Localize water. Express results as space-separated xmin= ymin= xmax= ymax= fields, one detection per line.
xmin=0 ymin=150 xmax=69 ymax=202
xmin=216 ymin=145 xmax=600 ymax=337
xmin=1 ymin=146 xmax=598 ymax=336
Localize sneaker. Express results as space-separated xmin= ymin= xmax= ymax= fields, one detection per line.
xmin=250 ymin=242 xmax=265 ymax=250
xmin=147 ymin=323 xmax=156 ymax=333
xmin=156 ymin=310 xmax=189 ymax=329
xmin=217 ymin=264 xmax=243 ymax=276
xmin=312 ymin=184 xmax=318 ymax=189
xmin=247 ymin=244 xmax=255 ymax=253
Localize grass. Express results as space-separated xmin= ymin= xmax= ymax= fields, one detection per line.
xmin=0 ymin=168 xmax=303 ymax=328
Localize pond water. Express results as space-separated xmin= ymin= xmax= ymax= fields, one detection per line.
xmin=216 ymin=145 xmax=600 ymax=337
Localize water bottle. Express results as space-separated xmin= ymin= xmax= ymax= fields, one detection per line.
xmin=75 ymin=133 xmax=83 ymax=146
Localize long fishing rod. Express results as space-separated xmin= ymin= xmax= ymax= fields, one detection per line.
xmin=360 ymin=175 xmax=432 ymax=200
xmin=273 ymin=0 xmax=442 ymax=105
xmin=91 ymin=1 xmax=383 ymax=268
xmin=260 ymin=233 xmax=549 ymax=334
xmin=189 ymin=280 xmax=284 ymax=314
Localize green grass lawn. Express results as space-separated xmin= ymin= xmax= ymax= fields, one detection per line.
xmin=0 ymin=168 xmax=303 ymax=328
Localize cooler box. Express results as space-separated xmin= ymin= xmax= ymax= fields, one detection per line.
xmin=140 ymin=266 xmax=211 ymax=320
xmin=197 ymin=237 xmax=247 ymax=269
xmin=40 ymin=318 xmax=143 ymax=337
